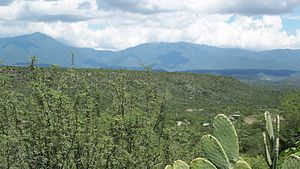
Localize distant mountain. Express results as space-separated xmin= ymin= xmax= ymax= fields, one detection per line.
xmin=1 ymin=32 xmax=300 ymax=71
xmin=0 ymin=32 xmax=111 ymax=67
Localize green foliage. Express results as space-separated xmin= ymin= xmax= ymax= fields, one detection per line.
xmin=232 ymin=160 xmax=252 ymax=169
xmin=278 ymin=141 xmax=300 ymax=169
xmin=281 ymin=92 xmax=300 ymax=149
xmin=28 ymin=54 xmax=38 ymax=70
xmin=242 ymin=155 xmax=269 ymax=169
xmin=0 ymin=67 xmax=174 ymax=168
xmin=0 ymin=66 xmax=296 ymax=169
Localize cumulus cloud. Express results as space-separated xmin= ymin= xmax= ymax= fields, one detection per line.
xmin=1 ymin=13 xmax=299 ymax=51
xmin=77 ymin=1 xmax=92 ymax=10
xmin=97 ymin=0 xmax=183 ymax=14
xmin=0 ymin=0 xmax=300 ymax=51
xmin=0 ymin=0 xmax=99 ymax=22
xmin=96 ymin=0 xmax=300 ymax=15
xmin=20 ymin=14 xmax=93 ymax=22
xmin=220 ymin=0 xmax=300 ymax=15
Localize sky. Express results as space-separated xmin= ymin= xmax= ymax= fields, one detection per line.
xmin=1 ymin=0 xmax=300 ymax=51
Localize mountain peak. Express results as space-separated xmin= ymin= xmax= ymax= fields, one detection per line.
xmin=10 ymin=32 xmax=55 ymax=42
xmin=31 ymin=32 xmax=47 ymax=37
xmin=27 ymin=32 xmax=53 ymax=39
xmin=12 ymin=32 xmax=66 ymax=48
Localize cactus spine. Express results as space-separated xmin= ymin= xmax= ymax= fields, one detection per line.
xmin=263 ymin=111 xmax=280 ymax=169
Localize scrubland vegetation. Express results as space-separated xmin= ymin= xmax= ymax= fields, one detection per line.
xmin=0 ymin=65 xmax=299 ymax=168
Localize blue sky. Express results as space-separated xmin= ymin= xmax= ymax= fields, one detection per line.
xmin=0 ymin=0 xmax=300 ymax=51
xmin=282 ymin=5 xmax=300 ymax=34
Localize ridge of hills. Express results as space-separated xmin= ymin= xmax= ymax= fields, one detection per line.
xmin=1 ymin=32 xmax=300 ymax=72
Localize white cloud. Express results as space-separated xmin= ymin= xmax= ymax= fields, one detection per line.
xmin=0 ymin=0 xmax=300 ymax=51
xmin=0 ymin=1 xmax=24 ymax=20
xmin=97 ymin=0 xmax=300 ymax=15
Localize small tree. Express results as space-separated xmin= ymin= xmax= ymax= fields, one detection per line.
xmin=70 ymin=52 xmax=75 ymax=68
xmin=29 ymin=54 xmax=38 ymax=70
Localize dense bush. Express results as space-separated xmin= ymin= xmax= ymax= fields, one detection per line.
xmin=0 ymin=66 xmax=209 ymax=168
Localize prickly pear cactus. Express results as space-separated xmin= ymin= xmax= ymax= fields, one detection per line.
xmin=281 ymin=154 xmax=300 ymax=169
xmin=173 ymin=160 xmax=189 ymax=169
xmin=165 ymin=160 xmax=190 ymax=169
xmin=213 ymin=114 xmax=239 ymax=163
xmin=190 ymin=158 xmax=217 ymax=169
xmin=201 ymin=135 xmax=230 ymax=169
xmin=165 ymin=165 xmax=173 ymax=169
xmin=232 ymin=160 xmax=252 ymax=169
xmin=165 ymin=114 xmax=252 ymax=169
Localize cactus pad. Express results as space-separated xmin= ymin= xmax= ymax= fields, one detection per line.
xmin=281 ymin=154 xmax=300 ymax=169
xmin=232 ymin=160 xmax=252 ymax=169
xmin=173 ymin=160 xmax=190 ymax=169
xmin=190 ymin=158 xmax=217 ymax=169
xmin=165 ymin=165 xmax=173 ymax=169
xmin=213 ymin=114 xmax=239 ymax=162
xmin=201 ymin=135 xmax=230 ymax=169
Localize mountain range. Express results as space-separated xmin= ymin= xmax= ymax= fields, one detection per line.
xmin=1 ymin=32 xmax=300 ymax=72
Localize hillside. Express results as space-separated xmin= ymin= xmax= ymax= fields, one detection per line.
xmin=0 ymin=66 xmax=293 ymax=168
xmin=2 ymin=33 xmax=300 ymax=71
xmin=1 ymin=66 xmax=281 ymax=115
xmin=184 ymin=69 xmax=300 ymax=87
xmin=0 ymin=66 xmax=284 ymax=128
